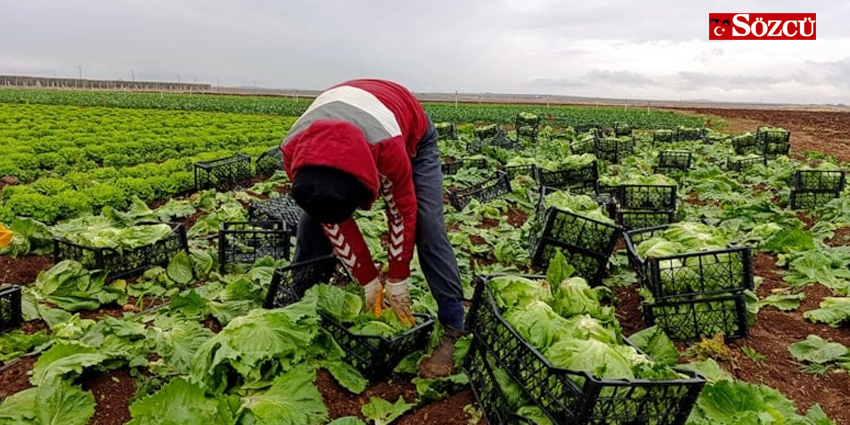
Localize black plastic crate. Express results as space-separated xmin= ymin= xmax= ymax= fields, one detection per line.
xmin=622 ymin=225 xmax=667 ymax=280
xmin=53 ymin=222 xmax=189 ymax=281
xmin=468 ymin=133 xmax=520 ymax=153
xmin=790 ymin=190 xmax=842 ymax=210
xmin=194 ymin=153 xmax=253 ymax=191
xmin=755 ymin=126 xmax=790 ymax=144
xmin=653 ymin=129 xmax=674 ymax=143
xmin=448 ymin=171 xmax=512 ymax=210
xmin=435 ymin=122 xmax=459 ymax=140
xmin=219 ymin=221 xmax=291 ymax=270
xmin=535 ymin=161 xmax=599 ymax=194
xmin=674 ymin=127 xmax=705 ymax=142
xmin=596 ymin=137 xmax=634 ymax=164
xmin=591 ymin=193 xmax=618 ymax=220
xmin=464 ymin=338 xmax=534 ymax=425
xmin=792 ymin=170 xmax=846 ymax=192
xmin=615 ymin=185 xmax=677 ymax=211
xmin=466 ymin=278 xmax=706 ymax=425
xmin=0 ymin=285 xmax=22 ymax=334
xmin=642 ymin=291 xmax=749 ymax=341
xmin=731 ymin=134 xmax=758 ymax=155
xmin=264 ymin=255 xmax=348 ymax=308
xmin=574 ymin=123 xmax=602 ymax=134
xmin=248 ymin=195 xmax=303 ymax=232
xmin=441 ymin=157 xmax=489 ymax=176
xmin=616 ymin=210 xmax=675 ymax=231
xmin=762 ymin=140 xmax=790 ymax=158
xmin=515 ymin=113 xmax=542 ymax=144
xmin=623 ymin=226 xmax=754 ymax=299
xmin=255 ymin=147 xmax=283 ymax=176
xmin=534 ymin=186 xmax=616 ymax=225
xmin=474 ymin=124 xmax=503 ymax=141
xmin=531 ymin=208 xmax=621 ymax=285
xmin=613 ymin=123 xmax=632 ymax=137
xmin=502 ymin=164 xmax=537 ymax=181
xmin=570 ymin=136 xmax=596 ymax=155
xmin=726 ymin=155 xmax=766 ymax=171
xmin=655 ymin=151 xmax=692 ymax=173
xmin=320 ymin=311 xmax=433 ymax=381
xmin=263 ymin=256 xmax=435 ymax=380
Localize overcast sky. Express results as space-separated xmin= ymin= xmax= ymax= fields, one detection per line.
xmin=1 ymin=0 xmax=847 ymax=104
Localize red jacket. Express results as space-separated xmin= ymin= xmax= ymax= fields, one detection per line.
xmin=282 ymin=79 xmax=428 ymax=284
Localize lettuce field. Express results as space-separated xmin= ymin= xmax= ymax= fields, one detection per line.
xmin=0 ymin=89 xmax=849 ymax=425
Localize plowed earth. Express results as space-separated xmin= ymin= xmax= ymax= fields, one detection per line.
xmin=1 ymin=106 xmax=849 ymax=424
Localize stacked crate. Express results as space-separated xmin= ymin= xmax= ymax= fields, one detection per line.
xmin=624 ymin=225 xmax=754 ymax=341
xmin=613 ymin=184 xmax=677 ymax=230
xmin=534 ymin=160 xmax=599 ymax=195
xmin=789 ymin=169 xmax=846 ymax=209
xmin=530 ymin=187 xmax=621 ymax=286
xmin=435 ymin=122 xmax=459 ymax=140
xmin=464 ymin=276 xmax=706 ymax=425
xmin=755 ymin=126 xmax=791 ymax=158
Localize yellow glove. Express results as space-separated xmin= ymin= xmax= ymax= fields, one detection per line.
xmin=0 ymin=223 xmax=13 ymax=248
xmin=385 ymin=279 xmax=416 ymax=327
xmin=363 ymin=277 xmax=383 ymax=317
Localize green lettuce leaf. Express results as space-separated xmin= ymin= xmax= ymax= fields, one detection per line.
xmin=627 ymin=326 xmax=679 ymax=366
xmin=166 ymin=250 xmax=195 ymax=286
xmin=240 ymin=365 xmax=327 ymax=425
xmin=127 ymin=378 xmax=241 ymax=425
xmin=361 ymin=396 xmax=414 ymax=425
xmin=803 ymin=297 xmax=850 ymax=327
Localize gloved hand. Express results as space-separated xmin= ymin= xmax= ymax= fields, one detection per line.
xmin=0 ymin=223 xmax=13 ymax=248
xmin=363 ymin=277 xmax=383 ymax=317
xmin=385 ymin=279 xmax=416 ymax=327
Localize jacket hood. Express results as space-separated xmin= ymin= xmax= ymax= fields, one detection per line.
xmin=282 ymin=119 xmax=379 ymax=207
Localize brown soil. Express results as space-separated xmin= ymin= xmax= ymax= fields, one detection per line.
xmin=0 ymin=356 xmax=36 ymax=398
xmin=0 ymin=254 xmax=53 ymax=285
xmin=506 ymin=205 xmax=529 ymax=228
xmin=79 ymin=367 xmax=136 ymax=425
xmin=731 ymin=253 xmax=850 ymax=423
xmin=826 ymin=226 xmax=850 ymax=247
xmin=673 ymin=108 xmax=850 ymax=163
xmin=612 ymin=284 xmax=645 ymax=336
xmin=2 ymin=106 xmax=850 ymax=424
xmin=316 ymin=368 xmax=483 ymax=425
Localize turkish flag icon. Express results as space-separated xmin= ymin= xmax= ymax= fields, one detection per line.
xmin=709 ymin=13 xmax=734 ymax=40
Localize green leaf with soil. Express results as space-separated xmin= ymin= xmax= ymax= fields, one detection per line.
xmin=31 ymin=340 xmax=109 ymax=385
xmin=239 ymin=365 xmax=327 ymax=425
xmin=361 ymin=396 xmax=415 ymax=425
xmin=35 ymin=380 xmax=96 ymax=425
xmin=166 ymin=250 xmax=194 ymax=286
xmin=788 ymin=335 xmax=849 ymax=366
xmin=803 ymin=297 xmax=850 ymax=327
xmin=127 ymin=378 xmax=241 ymax=425
xmin=759 ymin=293 xmax=804 ymax=312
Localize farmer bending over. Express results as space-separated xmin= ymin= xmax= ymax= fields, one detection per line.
xmin=281 ymin=79 xmax=464 ymax=378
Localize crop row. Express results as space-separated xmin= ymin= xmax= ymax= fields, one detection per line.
xmin=0 ymin=89 xmax=707 ymax=129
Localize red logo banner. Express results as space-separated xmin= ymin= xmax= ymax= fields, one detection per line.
xmin=709 ymin=13 xmax=816 ymax=40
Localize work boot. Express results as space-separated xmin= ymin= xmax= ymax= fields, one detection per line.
xmin=419 ymin=326 xmax=465 ymax=379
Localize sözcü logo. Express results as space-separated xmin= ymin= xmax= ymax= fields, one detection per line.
xmin=709 ymin=13 xmax=816 ymax=40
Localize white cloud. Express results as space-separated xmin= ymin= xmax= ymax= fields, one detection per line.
xmin=0 ymin=0 xmax=847 ymax=103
